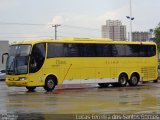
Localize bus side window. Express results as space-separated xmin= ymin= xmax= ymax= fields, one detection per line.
xmin=64 ymin=44 xmax=79 ymax=57
xmin=96 ymin=44 xmax=112 ymax=57
xmin=82 ymin=44 xmax=96 ymax=57
xmin=148 ymin=45 xmax=156 ymax=57
xmin=103 ymin=44 xmax=112 ymax=57
xmin=48 ymin=43 xmax=64 ymax=58
xmin=125 ymin=45 xmax=140 ymax=57
xmin=112 ymin=44 xmax=125 ymax=57
xmin=111 ymin=45 xmax=118 ymax=56
xmin=140 ymin=45 xmax=148 ymax=57
xmin=96 ymin=44 xmax=103 ymax=57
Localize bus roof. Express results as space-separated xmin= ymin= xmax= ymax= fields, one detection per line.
xmin=11 ymin=38 xmax=156 ymax=45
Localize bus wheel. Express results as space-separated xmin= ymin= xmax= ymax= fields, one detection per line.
xmin=128 ymin=74 xmax=139 ymax=86
xmin=26 ymin=86 xmax=36 ymax=91
xmin=44 ymin=77 xmax=56 ymax=91
xmin=118 ymin=74 xmax=127 ymax=87
xmin=98 ymin=83 xmax=109 ymax=88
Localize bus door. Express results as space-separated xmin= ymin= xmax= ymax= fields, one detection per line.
xmin=29 ymin=43 xmax=46 ymax=86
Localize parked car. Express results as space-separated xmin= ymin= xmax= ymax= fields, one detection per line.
xmin=0 ymin=70 xmax=6 ymax=81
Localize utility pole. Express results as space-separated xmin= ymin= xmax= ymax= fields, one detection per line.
xmin=126 ymin=0 xmax=134 ymax=42
xmin=52 ymin=24 xmax=61 ymax=40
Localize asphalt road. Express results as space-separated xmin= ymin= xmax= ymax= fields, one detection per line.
xmin=0 ymin=81 xmax=160 ymax=120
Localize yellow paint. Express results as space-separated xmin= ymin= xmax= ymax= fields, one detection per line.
xmin=5 ymin=38 xmax=158 ymax=87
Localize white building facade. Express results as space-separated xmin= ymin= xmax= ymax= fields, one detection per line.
xmin=102 ymin=20 xmax=126 ymax=41
xmin=132 ymin=32 xmax=151 ymax=42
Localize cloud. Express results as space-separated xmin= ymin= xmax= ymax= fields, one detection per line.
xmin=52 ymin=5 xmax=129 ymax=29
xmin=98 ymin=5 xmax=129 ymax=24
xmin=48 ymin=16 xmax=64 ymax=26
xmin=46 ymin=6 xmax=130 ymax=38
xmin=47 ymin=4 xmax=156 ymax=39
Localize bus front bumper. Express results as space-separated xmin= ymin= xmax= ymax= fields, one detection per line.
xmin=5 ymin=79 xmax=28 ymax=87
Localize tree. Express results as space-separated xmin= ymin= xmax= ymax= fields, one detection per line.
xmin=154 ymin=23 xmax=160 ymax=51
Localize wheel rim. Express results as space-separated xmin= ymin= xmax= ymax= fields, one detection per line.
xmin=120 ymin=76 xmax=126 ymax=85
xmin=131 ymin=76 xmax=138 ymax=85
xmin=47 ymin=79 xmax=54 ymax=89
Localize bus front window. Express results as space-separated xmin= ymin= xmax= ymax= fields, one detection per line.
xmin=6 ymin=45 xmax=31 ymax=75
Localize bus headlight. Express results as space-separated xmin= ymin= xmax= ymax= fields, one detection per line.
xmin=19 ymin=77 xmax=27 ymax=81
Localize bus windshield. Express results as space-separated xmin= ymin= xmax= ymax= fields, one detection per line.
xmin=6 ymin=45 xmax=31 ymax=75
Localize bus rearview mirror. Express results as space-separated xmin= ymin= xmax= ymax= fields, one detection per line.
xmin=2 ymin=53 xmax=8 ymax=64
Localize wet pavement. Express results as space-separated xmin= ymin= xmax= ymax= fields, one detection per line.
xmin=0 ymin=81 xmax=160 ymax=119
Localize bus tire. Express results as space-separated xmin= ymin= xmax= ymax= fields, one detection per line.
xmin=44 ymin=77 xmax=56 ymax=91
xmin=118 ymin=74 xmax=128 ymax=87
xmin=98 ymin=83 xmax=109 ymax=88
xmin=26 ymin=86 xmax=36 ymax=91
xmin=128 ymin=74 xmax=139 ymax=86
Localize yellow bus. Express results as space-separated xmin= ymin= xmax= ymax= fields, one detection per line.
xmin=3 ymin=38 xmax=158 ymax=91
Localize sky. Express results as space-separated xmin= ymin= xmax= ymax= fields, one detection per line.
xmin=0 ymin=0 xmax=160 ymax=42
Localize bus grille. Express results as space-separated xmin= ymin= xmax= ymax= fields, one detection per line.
xmin=141 ymin=67 xmax=156 ymax=80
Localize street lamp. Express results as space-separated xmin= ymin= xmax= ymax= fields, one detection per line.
xmin=126 ymin=0 xmax=134 ymax=42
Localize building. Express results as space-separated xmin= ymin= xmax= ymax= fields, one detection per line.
xmin=0 ymin=41 xmax=9 ymax=70
xmin=101 ymin=20 xmax=126 ymax=41
xmin=132 ymin=32 xmax=151 ymax=42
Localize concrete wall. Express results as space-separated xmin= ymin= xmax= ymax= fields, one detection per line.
xmin=0 ymin=41 xmax=9 ymax=70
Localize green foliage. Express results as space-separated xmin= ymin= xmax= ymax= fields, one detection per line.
xmin=154 ymin=23 xmax=160 ymax=51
